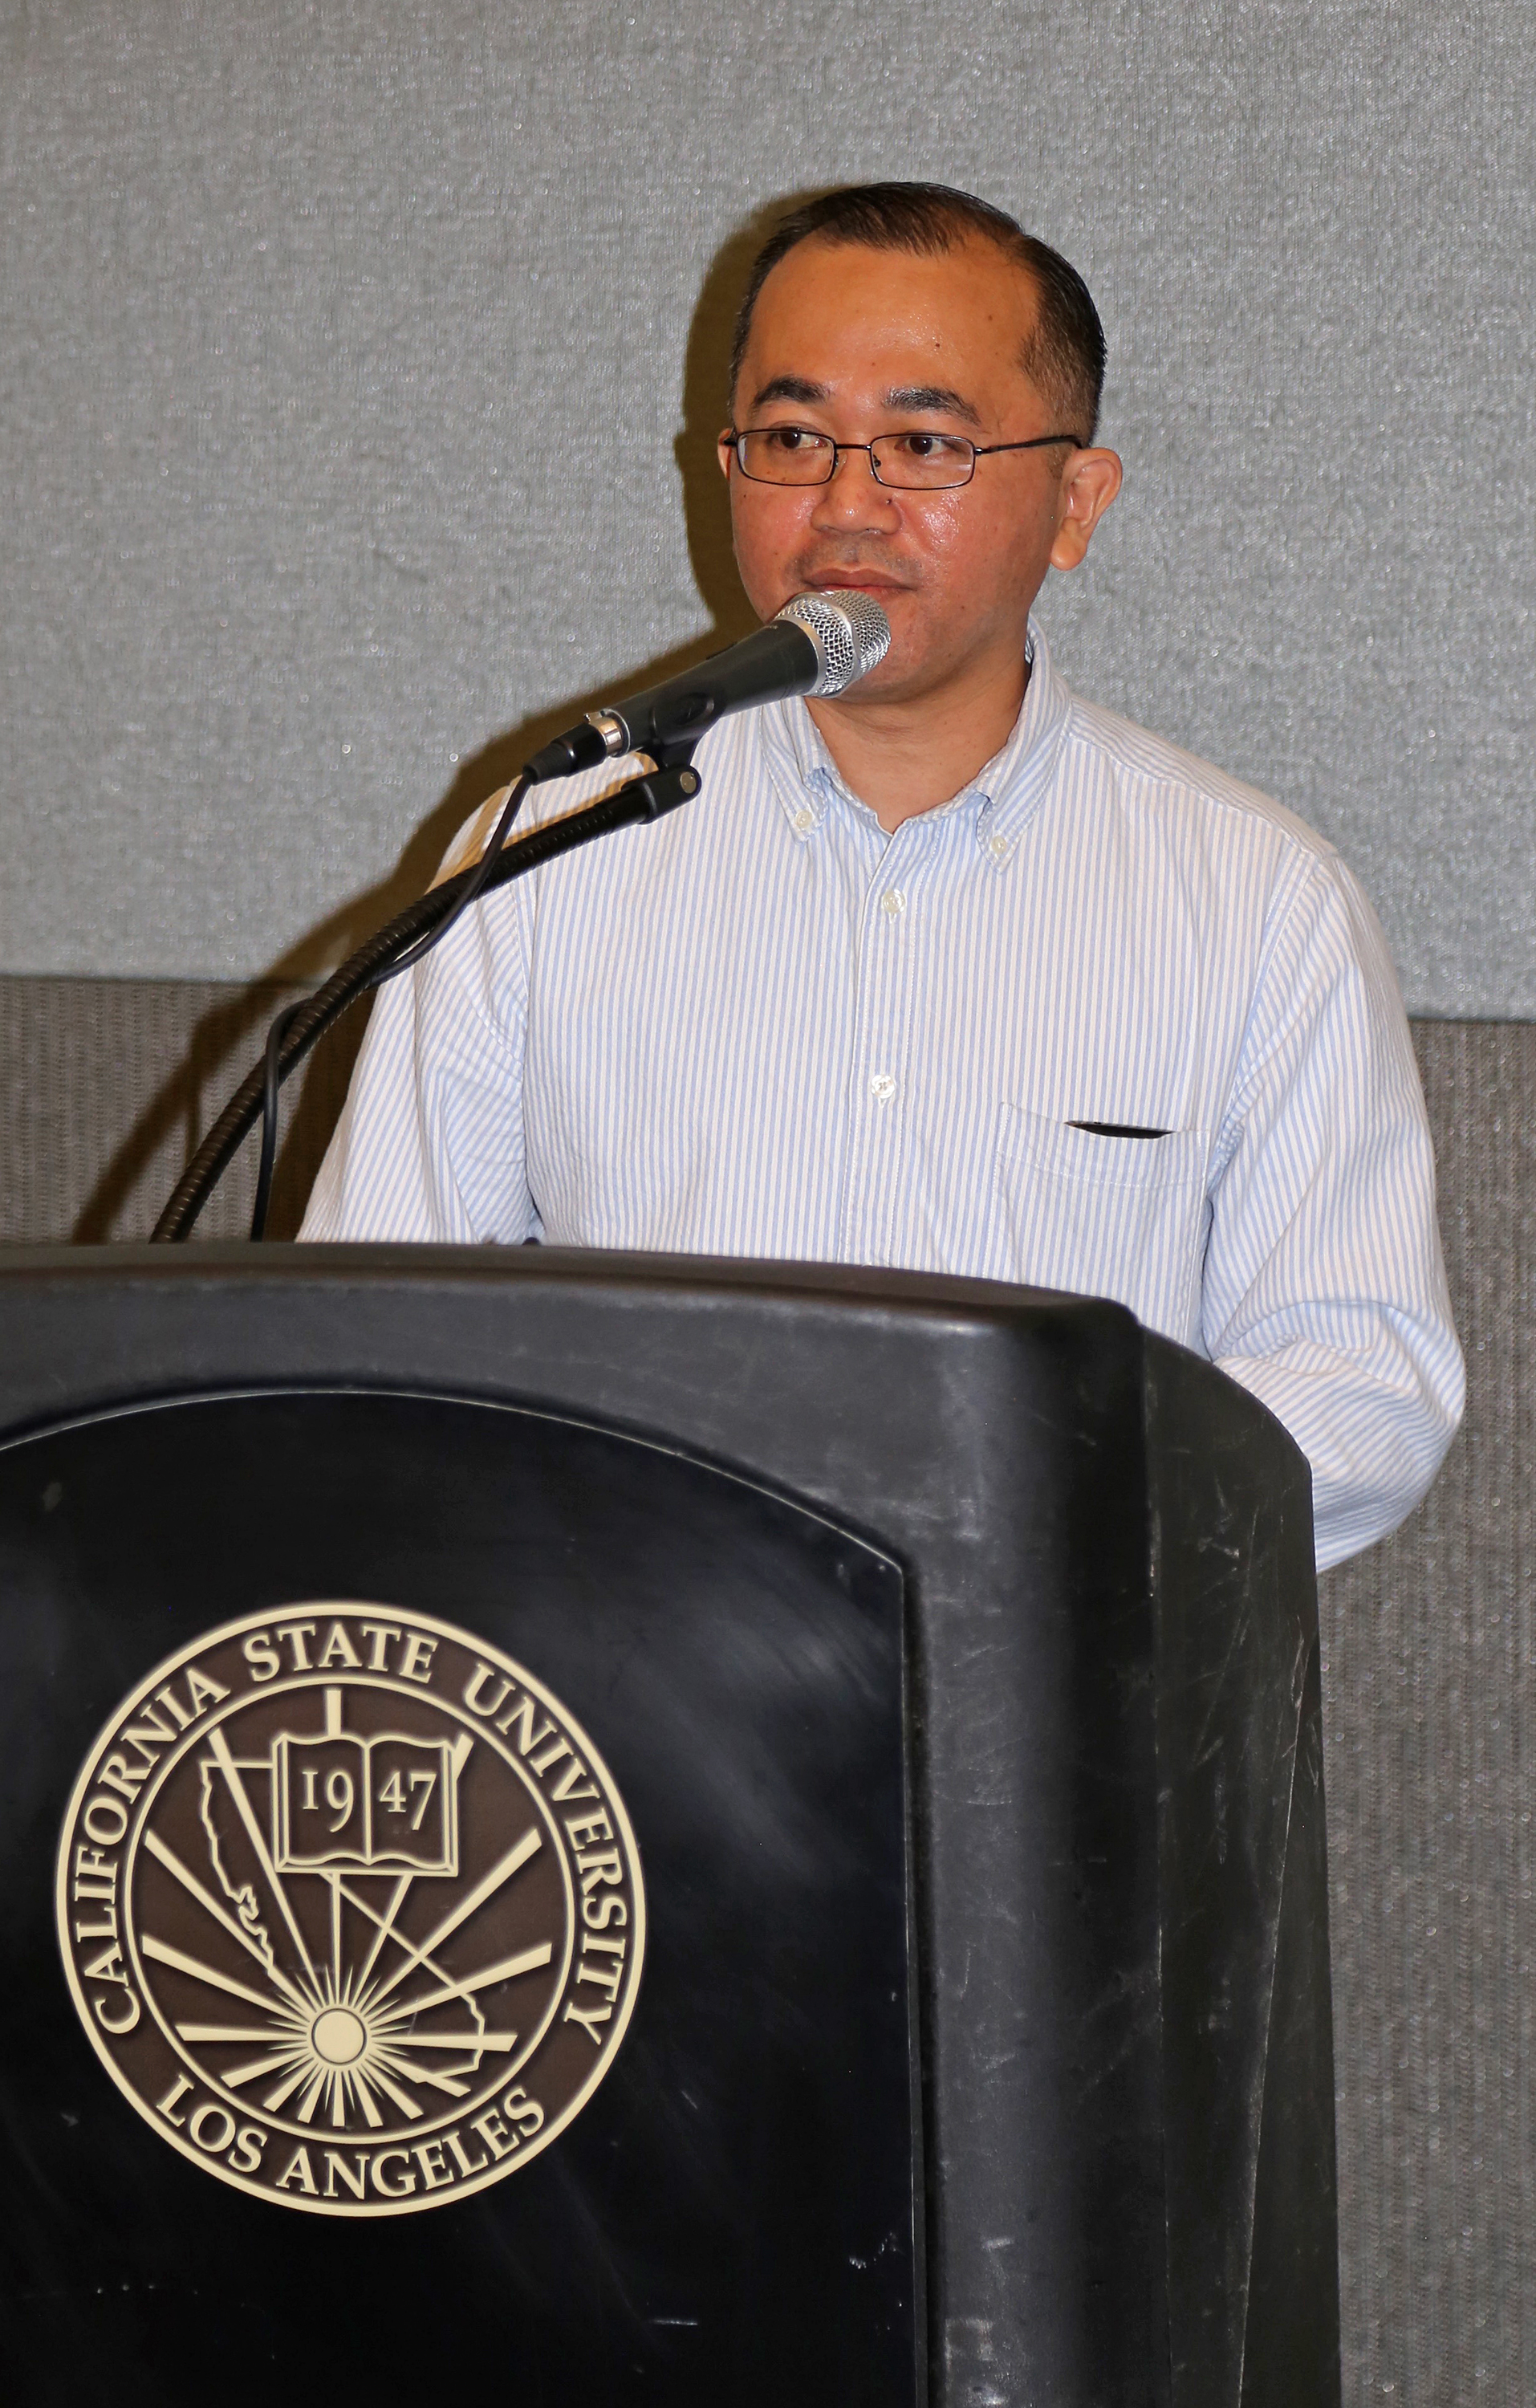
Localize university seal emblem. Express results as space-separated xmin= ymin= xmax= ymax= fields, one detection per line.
xmin=55 ymin=1604 xmax=644 ymax=2215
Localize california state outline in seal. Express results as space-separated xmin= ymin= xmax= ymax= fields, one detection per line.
xmin=56 ymin=1603 xmax=645 ymax=2215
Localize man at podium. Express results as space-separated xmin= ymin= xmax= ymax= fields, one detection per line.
xmin=301 ymin=180 xmax=1462 ymax=1573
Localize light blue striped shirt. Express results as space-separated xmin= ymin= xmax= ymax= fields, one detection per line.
xmin=303 ymin=618 xmax=1464 ymax=1568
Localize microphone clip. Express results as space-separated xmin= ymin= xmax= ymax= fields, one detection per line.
xmin=616 ymin=757 xmax=702 ymax=817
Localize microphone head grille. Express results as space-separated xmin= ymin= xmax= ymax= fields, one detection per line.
xmin=774 ymin=590 xmax=892 ymax=696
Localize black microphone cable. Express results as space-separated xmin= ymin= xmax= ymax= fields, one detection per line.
xmin=246 ymin=771 xmax=531 ymax=1239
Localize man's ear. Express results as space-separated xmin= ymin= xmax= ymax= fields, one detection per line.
xmin=717 ymin=429 xmax=735 ymax=480
xmin=1049 ymin=448 xmax=1123 ymax=571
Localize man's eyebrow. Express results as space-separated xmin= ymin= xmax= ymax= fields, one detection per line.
xmin=749 ymin=375 xmax=830 ymax=411
xmin=884 ymin=383 xmax=982 ymax=427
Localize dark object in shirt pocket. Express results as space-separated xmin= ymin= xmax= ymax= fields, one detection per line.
xmin=1067 ymin=1120 xmax=1171 ymax=1141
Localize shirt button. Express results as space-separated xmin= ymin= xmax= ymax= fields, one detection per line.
xmin=989 ymin=834 xmax=1010 ymax=861
xmin=869 ymin=1072 xmax=897 ymax=1105
xmin=880 ymin=889 xmax=906 ymax=918
xmin=793 ymin=807 xmax=815 ymax=832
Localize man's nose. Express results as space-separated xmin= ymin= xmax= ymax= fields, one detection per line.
xmin=812 ymin=445 xmax=897 ymax=522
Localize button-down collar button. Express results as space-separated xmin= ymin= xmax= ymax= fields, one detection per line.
xmin=880 ymin=889 xmax=906 ymax=918
xmin=989 ymin=833 xmax=1010 ymax=861
xmin=793 ymin=807 xmax=815 ymax=832
xmin=869 ymin=1072 xmax=898 ymax=1104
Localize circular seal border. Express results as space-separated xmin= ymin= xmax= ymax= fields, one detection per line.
xmin=55 ymin=1602 xmax=646 ymax=2216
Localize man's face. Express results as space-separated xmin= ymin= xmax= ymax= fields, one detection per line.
xmin=721 ymin=234 xmax=1120 ymax=706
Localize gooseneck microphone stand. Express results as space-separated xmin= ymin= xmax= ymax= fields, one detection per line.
xmin=149 ymin=750 xmax=702 ymax=1244
xmin=150 ymin=588 xmax=891 ymax=1243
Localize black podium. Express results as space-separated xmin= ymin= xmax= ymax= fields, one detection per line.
xmin=0 ymin=1246 xmax=1339 ymax=2407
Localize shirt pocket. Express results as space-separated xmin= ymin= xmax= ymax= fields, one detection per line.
xmin=990 ymin=1105 xmax=1209 ymax=1343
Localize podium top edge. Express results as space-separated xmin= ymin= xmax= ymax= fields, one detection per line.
xmin=0 ymin=1240 xmax=1136 ymax=1335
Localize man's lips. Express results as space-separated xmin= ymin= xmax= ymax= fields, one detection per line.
xmin=801 ymin=570 xmax=913 ymax=594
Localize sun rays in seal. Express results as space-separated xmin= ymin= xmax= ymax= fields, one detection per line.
xmin=169 ymin=1948 xmax=522 ymax=2129
xmin=139 ymin=1754 xmax=557 ymax=2137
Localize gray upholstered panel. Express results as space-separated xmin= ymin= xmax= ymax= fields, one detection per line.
xmin=0 ymin=980 xmax=1530 ymax=2399
xmin=1320 ymin=1022 xmax=1535 ymax=2406
xmin=2 ymin=2 xmax=1532 ymax=1007
xmin=0 ymin=974 xmax=357 ymax=1245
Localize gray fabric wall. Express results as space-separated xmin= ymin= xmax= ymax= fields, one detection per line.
xmin=2 ymin=0 xmax=1532 ymax=1007
xmin=1 ymin=981 xmax=1531 ymax=2402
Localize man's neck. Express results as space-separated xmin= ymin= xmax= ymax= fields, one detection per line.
xmin=805 ymin=646 xmax=1031 ymax=833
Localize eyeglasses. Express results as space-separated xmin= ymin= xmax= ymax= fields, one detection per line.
xmin=725 ymin=425 xmax=1083 ymax=491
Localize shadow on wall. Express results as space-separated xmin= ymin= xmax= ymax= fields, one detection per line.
xmin=77 ymin=195 xmax=824 ymax=1244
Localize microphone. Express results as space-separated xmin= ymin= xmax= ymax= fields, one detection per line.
xmin=523 ymin=590 xmax=892 ymax=784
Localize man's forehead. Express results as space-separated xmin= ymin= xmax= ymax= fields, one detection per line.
xmin=742 ymin=234 xmax=1039 ymax=377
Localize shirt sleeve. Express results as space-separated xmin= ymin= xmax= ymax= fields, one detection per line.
xmin=1200 ymin=850 xmax=1465 ymax=1570
xmin=299 ymin=796 xmax=537 ymax=1244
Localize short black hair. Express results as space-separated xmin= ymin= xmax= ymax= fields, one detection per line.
xmin=729 ymin=181 xmax=1106 ymax=445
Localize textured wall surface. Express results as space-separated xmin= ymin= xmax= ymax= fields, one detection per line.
xmin=1 ymin=981 xmax=1531 ymax=2402
xmin=2 ymin=2 xmax=1532 ymax=1005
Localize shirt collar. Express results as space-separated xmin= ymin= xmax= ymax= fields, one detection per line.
xmin=759 ymin=612 xmax=1071 ymax=864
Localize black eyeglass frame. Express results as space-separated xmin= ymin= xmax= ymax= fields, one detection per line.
xmin=724 ymin=425 xmax=1085 ymax=490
